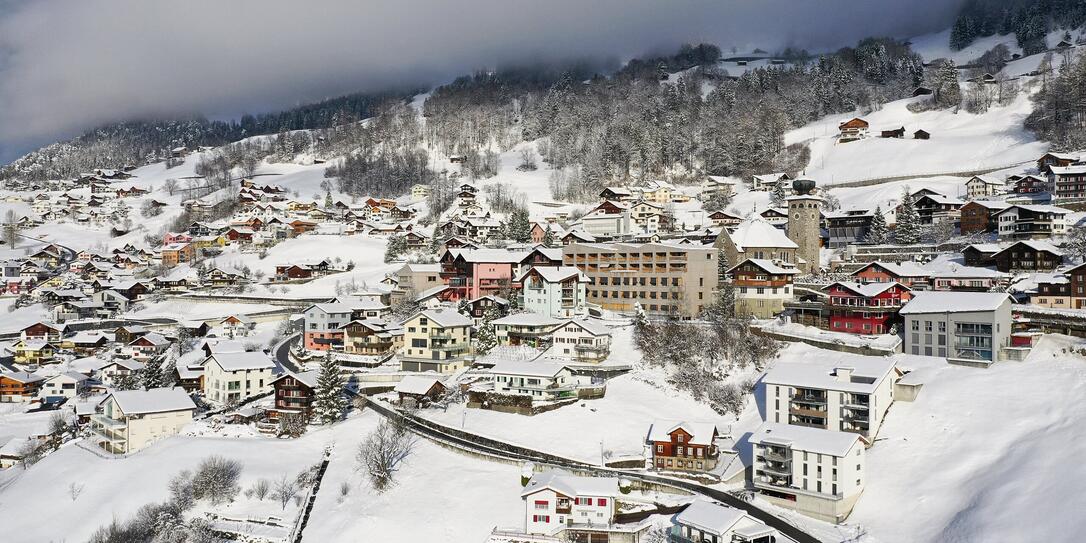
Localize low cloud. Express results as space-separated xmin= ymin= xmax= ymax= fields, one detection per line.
xmin=0 ymin=0 xmax=964 ymax=163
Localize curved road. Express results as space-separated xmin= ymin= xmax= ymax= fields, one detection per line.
xmin=363 ymin=400 xmax=820 ymax=543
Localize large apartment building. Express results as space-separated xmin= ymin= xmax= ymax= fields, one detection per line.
xmin=400 ymin=309 xmax=473 ymax=373
xmin=763 ymin=358 xmax=900 ymax=441
xmin=900 ymin=292 xmax=1012 ymax=366
xmin=750 ymin=423 xmax=865 ymax=524
xmin=562 ymin=242 xmax=717 ymax=317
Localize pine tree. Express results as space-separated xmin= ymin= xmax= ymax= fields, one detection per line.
xmin=313 ymin=354 xmax=347 ymax=424
xmin=542 ymin=225 xmax=555 ymax=248
xmin=507 ymin=209 xmax=531 ymax=243
xmin=384 ymin=234 xmax=407 ymax=263
xmin=141 ymin=354 xmax=166 ymax=389
xmin=717 ymin=246 xmax=730 ymax=286
xmin=895 ymin=190 xmax=921 ymax=245
xmin=324 ymin=190 xmax=333 ymax=210
xmin=866 ymin=206 xmax=889 ymax=244
xmin=770 ymin=180 xmax=788 ymax=207
xmin=475 ymin=306 xmax=499 ymax=355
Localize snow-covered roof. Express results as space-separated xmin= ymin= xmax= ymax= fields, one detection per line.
xmin=447 ymin=248 xmax=529 ymax=263
xmin=413 ymin=285 xmax=449 ymax=302
xmin=750 ymin=422 xmax=860 ymax=457
xmin=676 ymin=499 xmax=771 ymax=538
xmin=992 ymin=240 xmax=1064 ymax=257
xmin=731 ymin=258 xmax=797 ymax=275
xmin=103 ymin=359 xmax=145 ymax=372
xmin=105 ymin=387 xmax=196 ymax=415
xmin=516 ymin=266 xmax=589 ymax=284
xmin=207 ymin=351 xmax=275 ymax=372
xmin=965 ymin=200 xmax=1010 ymax=210
xmin=564 ymin=318 xmax=611 ymax=337
xmin=899 ymin=292 xmax=1011 ymax=315
xmin=521 ymin=471 xmax=618 ymax=498
xmin=763 ymin=356 xmax=897 ymax=394
xmin=647 ymin=420 xmax=719 ymax=445
xmin=272 ymin=369 xmax=318 ymax=389
xmin=1 ymin=371 xmax=43 ymax=384
xmin=1049 ymin=165 xmax=1086 ymax=176
xmin=417 ymin=308 xmax=473 ymax=328
xmin=490 ymin=360 xmax=570 ymax=378
xmin=492 ymin=313 xmax=566 ymax=328
xmin=928 ymin=266 xmax=1008 ymax=279
xmin=969 ymin=175 xmax=1004 ymax=186
xmin=394 ymin=375 xmax=445 ymax=395
xmin=856 ymin=260 xmax=929 ymax=278
xmin=728 ymin=218 xmax=797 ymax=251
xmin=826 ymin=281 xmax=908 ymax=297
xmin=46 ymin=371 xmax=88 ymax=384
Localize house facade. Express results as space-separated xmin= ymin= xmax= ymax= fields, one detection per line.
xmin=399 ymin=309 xmax=473 ymax=373
xmin=203 ymin=352 xmax=277 ymax=404
xmin=900 ymin=292 xmax=1012 ymax=365
xmin=91 ymin=388 xmax=196 ymax=454
xmin=825 ymin=281 xmax=912 ymax=335
xmin=750 ymin=423 xmax=865 ymax=523
xmin=648 ymin=421 xmax=721 ymax=472
xmin=518 ymin=266 xmax=590 ymax=318
xmin=730 ymin=259 xmax=797 ymax=318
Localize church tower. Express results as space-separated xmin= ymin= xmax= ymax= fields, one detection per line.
xmin=786 ymin=179 xmax=821 ymax=274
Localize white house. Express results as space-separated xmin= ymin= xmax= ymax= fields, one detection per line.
xmin=965 ymin=175 xmax=1004 ymax=198
xmin=203 ymin=351 xmax=278 ymax=404
xmin=490 ymin=361 xmax=588 ymax=403
xmin=517 ymin=266 xmax=590 ymax=318
xmin=763 ymin=357 xmax=900 ymax=441
xmin=549 ymin=318 xmax=612 ymax=363
xmin=126 ymin=332 xmax=171 ymax=361
xmin=91 ymin=388 xmax=196 ymax=454
xmin=492 ymin=313 xmax=565 ymax=348
xmin=900 ymin=291 xmax=1013 ymax=366
xmin=219 ymin=314 xmax=255 ymax=338
xmin=672 ymin=499 xmax=779 ymax=543
xmin=521 ymin=471 xmax=619 ymax=536
xmin=750 ymin=172 xmax=791 ymax=192
xmin=97 ymin=359 xmax=145 ymax=388
xmin=750 ymin=422 xmax=865 ymax=523
xmin=40 ymin=371 xmax=89 ymax=400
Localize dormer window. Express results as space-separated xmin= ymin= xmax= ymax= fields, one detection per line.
xmin=677 ymin=434 xmax=684 ymax=443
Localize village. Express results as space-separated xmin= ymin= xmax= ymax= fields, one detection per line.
xmin=0 ymin=7 xmax=1085 ymax=542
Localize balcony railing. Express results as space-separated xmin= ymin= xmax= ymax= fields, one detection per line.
xmin=91 ymin=414 xmax=126 ymax=429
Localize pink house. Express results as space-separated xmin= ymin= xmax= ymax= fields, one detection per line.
xmin=164 ymin=232 xmax=193 ymax=246
xmin=439 ymin=249 xmax=529 ymax=300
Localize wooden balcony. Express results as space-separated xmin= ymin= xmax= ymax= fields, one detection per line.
xmin=789 ymin=406 xmax=828 ymax=419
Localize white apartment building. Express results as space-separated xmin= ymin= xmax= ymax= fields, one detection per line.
xmin=900 ymin=292 xmax=1013 ymax=366
xmin=92 ymin=388 xmax=196 ymax=454
xmin=203 ymin=351 xmax=277 ymax=404
xmin=489 ymin=361 xmax=598 ymax=403
xmin=750 ymin=423 xmax=865 ymax=524
xmin=763 ymin=358 xmax=900 ymax=441
xmin=517 ymin=266 xmax=590 ymax=318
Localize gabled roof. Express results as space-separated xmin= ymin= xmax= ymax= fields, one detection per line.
xmin=1 ymin=371 xmax=44 ymax=384
xmin=728 ymin=218 xmax=797 ymax=251
xmin=968 ymin=175 xmax=1004 ymax=186
xmin=826 ymin=281 xmax=910 ymax=297
xmin=271 ymin=369 xmax=318 ymax=389
xmin=104 ymin=387 xmax=196 ymax=415
xmin=207 ymin=351 xmax=275 ymax=372
xmin=394 ymin=375 xmax=446 ymax=395
xmin=991 ymin=240 xmax=1064 ymax=257
xmin=521 ymin=471 xmax=619 ymax=499
xmin=491 ymin=313 xmax=565 ymax=328
xmin=516 ymin=266 xmax=589 ymax=284
xmin=853 ymin=261 xmax=929 ymax=278
xmin=728 ymin=258 xmax=797 ymax=275
xmin=563 ymin=318 xmax=611 ymax=337
xmin=413 ymin=308 xmax=473 ymax=328
xmin=647 ymin=420 xmax=719 ymax=445
xmin=676 ymin=499 xmax=770 ymax=538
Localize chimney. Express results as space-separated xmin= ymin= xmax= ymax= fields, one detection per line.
xmin=835 ymin=367 xmax=853 ymax=382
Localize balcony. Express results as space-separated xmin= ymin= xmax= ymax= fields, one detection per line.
xmin=90 ymin=425 xmax=126 ymax=443
xmin=762 ymin=449 xmax=790 ymax=463
xmin=91 ymin=414 xmax=126 ymax=429
xmin=758 ymin=461 xmax=791 ymax=476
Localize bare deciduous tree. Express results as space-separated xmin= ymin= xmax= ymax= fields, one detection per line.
xmin=272 ymin=474 xmax=298 ymax=511
xmin=356 ymin=419 xmax=416 ymax=492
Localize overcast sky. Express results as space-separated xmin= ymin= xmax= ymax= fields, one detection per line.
xmin=0 ymin=0 xmax=965 ymax=164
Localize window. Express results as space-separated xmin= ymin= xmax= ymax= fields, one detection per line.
xmin=597 ymin=498 xmax=606 ymax=506
xmin=534 ymin=500 xmax=548 ymax=510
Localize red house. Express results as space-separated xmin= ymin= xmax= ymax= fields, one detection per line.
xmin=851 ymin=261 xmax=929 ymax=289
xmin=269 ymin=370 xmax=317 ymax=422
xmin=225 ymin=228 xmax=255 ymax=244
xmin=648 ymin=421 xmax=721 ymax=472
xmin=825 ymin=281 xmax=912 ymax=335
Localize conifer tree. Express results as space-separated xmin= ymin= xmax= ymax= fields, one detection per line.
xmin=542 ymin=225 xmax=555 ymax=248
xmin=895 ymin=190 xmax=921 ymax=245
xmin=141 ymin=354 xmax=166 ymax=389
xmin=475 ymin=306 xmax=499 ymax=355
xmin=770 ymin=181 xmax=788 ymax=207
xmin=313 ymin=354 xmax=347 ymax=424
xmin=866 ymin=205 xmax=889 ymax=244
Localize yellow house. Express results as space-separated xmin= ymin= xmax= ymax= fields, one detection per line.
xmin=411 ymin=183 xmax=431 ymax=201
xmin=190 ymin=235 xmax=226 ymax=250
xmin=399 ymin=309 xmax=473 ymax=373
xmin=13 ymin=340 xmax=56 ymax=364
xmin=92 ymin=388 xmax=196 ymax=454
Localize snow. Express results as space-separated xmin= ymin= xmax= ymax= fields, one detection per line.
xmin=750 ymin=422 xmax=860 ymax=457
xmin=899 ymin=291 xmax=1010 ymax=314
xmin=107 ymin=387 xmax=196 ymax=414
xmin=787 ymin=94 xmax=1047 ymax=186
